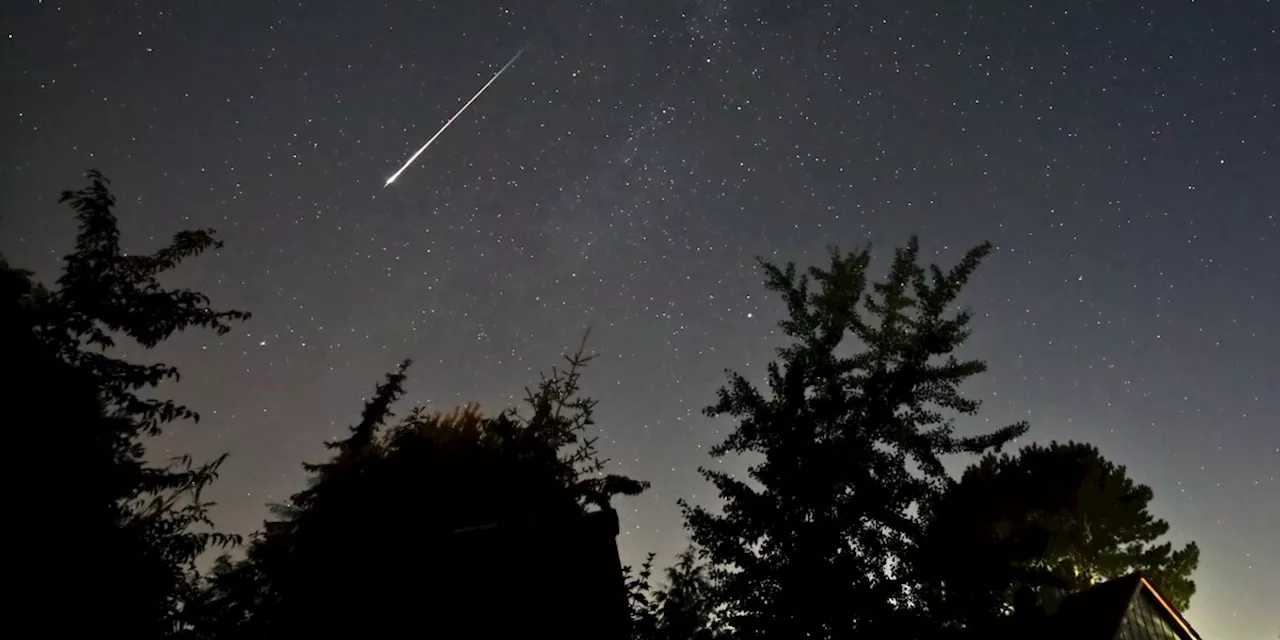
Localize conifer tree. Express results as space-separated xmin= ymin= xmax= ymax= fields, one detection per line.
xmin=12 ymin=171 xmax=249 ymax=638
xmin=681 ymin=237 xmax=1028 ymax=638
xmin=916 ymin=440 xmax=1200 ymax=627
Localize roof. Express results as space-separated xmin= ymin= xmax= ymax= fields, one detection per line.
xmin=450 ymin=506 xmax=621 ymax=537
xmin=1049 ymin=572 xmax=1203 ymax=640
xmin=1052 ymin=572 xmax=1144 ymax=636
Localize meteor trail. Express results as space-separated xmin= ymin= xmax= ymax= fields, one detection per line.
xmin=383 ymin=45 xmax=529 ymax=187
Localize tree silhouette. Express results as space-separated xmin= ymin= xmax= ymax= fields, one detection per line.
xmin=916 ymin=440 xmax=1200 ymax=628
xmin=655 ymin=547 xmax=725 ymax=640
xmin=681 ymin=237 xmax=1028 ymax=638
xmin=624 ymin=547 xmax=725 ymax=640
xmin=191 ymin=335 xmax=648 ymax=638
xmin=625 ymin=552 xmax=663 ymax=640
xmin=12 ymin=170 xmax=249 ymax=638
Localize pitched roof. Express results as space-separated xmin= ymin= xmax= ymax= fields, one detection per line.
xmin=1050 ymin=572 xmax=1203 ymax=640
xmin=1052 ymin=572 xmax=1143 ymax=636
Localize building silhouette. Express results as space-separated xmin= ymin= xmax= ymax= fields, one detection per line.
xmin=984 ymin=572 xmax=1203 ymax=640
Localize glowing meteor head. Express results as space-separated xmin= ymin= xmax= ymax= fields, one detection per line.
xmin=384 ymin=176 xmax=396 ymax=186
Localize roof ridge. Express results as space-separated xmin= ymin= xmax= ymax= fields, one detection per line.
xmin=1133 ymin=572 xmax=1203 ymax=640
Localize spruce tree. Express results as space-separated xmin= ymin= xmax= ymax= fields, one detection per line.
xmin=681 ymin=237 xmax=1027 ymax=638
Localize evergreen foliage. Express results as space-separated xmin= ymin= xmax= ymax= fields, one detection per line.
xmin=681 ymin=238 xmax=1029 ymax=638
xmin=916 ymin=439 xmax=1200 ymax=628
xmin=8 ymin=175 xmax=1205 ymax=638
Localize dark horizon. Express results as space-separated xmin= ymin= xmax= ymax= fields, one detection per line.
xmin=4 ymin=1 xmax=1277 ymax=637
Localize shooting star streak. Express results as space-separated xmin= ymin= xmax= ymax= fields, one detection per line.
xmin=383 ymin=44 xmax=529 ymax=187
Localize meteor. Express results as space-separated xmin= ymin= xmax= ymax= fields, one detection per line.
xmin=383 ymin=44 xmax=529 ymax=187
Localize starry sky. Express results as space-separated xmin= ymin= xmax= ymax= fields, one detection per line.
xmin=3 ymin=1 xmax=1277 ymax=637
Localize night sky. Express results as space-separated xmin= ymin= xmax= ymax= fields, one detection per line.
xmin=3 ymin=1 xmax=1277 ymax=636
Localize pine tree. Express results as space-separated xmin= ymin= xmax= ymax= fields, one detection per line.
xmin=681 ymin=237 xmax=1028 ymax=638
xmin=13 ymin=170 xmax=249 ymax=638
xmin=916 ymin=440 xmax=1200 ymax=625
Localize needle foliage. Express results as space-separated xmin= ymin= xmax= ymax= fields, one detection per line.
xmin=915 ymin=440 xmax=1200 ymax=629
xmin=681 ymin=238 xmax=1029 ymax=638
